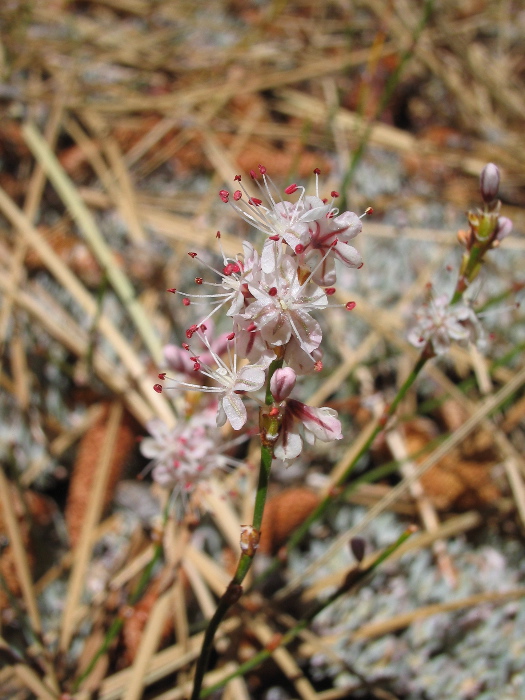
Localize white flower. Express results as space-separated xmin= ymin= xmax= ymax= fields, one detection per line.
xmin=242 ymin=250 xmax=326 ymax=356
xmin=408 ymin=294 xmax=483 ymax=355
xmin=158 ymin=331 xmax=266 ymax=431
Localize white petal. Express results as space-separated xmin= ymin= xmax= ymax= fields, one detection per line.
xmin=222 ymin=392 xmax=247 ymax=431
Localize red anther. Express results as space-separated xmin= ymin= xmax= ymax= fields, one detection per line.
xmin=269 ymin=407 xmax=280 ymax=417
xmin=365 ymin=207 xmax=373 ymax=216
xmin=195 ymin=277 xmax=203 ymax=284
xmin=231 ymin=263 xmax=240 ymax=273
xmin=216 ymin=230 xmax=221 ymax=238
xmin=186 ymin=324 xmax=198 ymax=338
xmin=285 ymin=183 xmax=298 ymax=194
xmin=268 ymin=286 xmax=278 ymax=296
xmin=182 ymin=343 xmax=190 ymax=350
xmin=325 ymin=287 xmax=336 ymax=295
xmin=190 ymin=356 xmax=199 ymax=362
xmin=227 ymin=332 xmax=235 ymax=340
xmin=223 ymin=263 xmax=234 ymax=275
xmin=269 ymin=235 xmax=280 ymax=241
xmin=322 ymin=197 xmax=328 ymax=204
xmin=314 ymin=360 xmax=323 ymax=372
xmin=183 ymin=298 xmax=190 ymax=306
xmin=167 ymin=288 xmax=176 ymax=293
xmin=331 ymin=190 xmax=340 ymax=198
xmin=158 ymin=372 xmax=166 ymax=380
xmin=234 ymin=174 xmax=242 ymax=181
xmin=249 ymin=169 xmax=257 ymax=179
xmin=219 ymin=190 xmax=229 ymax=202
xmin=188 ymin=251 xmax=197 ymax=258
xmin=331 ymin=238 xmax=339 ymax=247
xmin=153 ymin=384 xmax=163 ymax=393
xmin=258 ymin=164 xmax=267 ymax=174
xmin=193 ymin=363 xmax=201 ymax=371
xmin=200 ymin=324 xmax=207 ymax=331
xmin=295 ymin=243 xmax=305 ymax=254
xmin=357 ymin=262 xmax=364 ymax=270
xmin=313 ymin=168 xmax=321 ymax=175
xmin=247 ymin=322 xmax=257 ymax=332
xmin=345 ymin=301 xmax=356 ymax=310
xmin=233 ymin=190 xmax=242 ymax=201
xmin=248 ymin=197 xmax=262 ymax=206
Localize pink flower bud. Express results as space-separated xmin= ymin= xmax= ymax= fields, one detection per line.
xmin=270 ymin=367 xmax=296 ymax=402
xmin=495 ymin=216 xmax=513 ymax=241
xmin=480 ymin=163 xmax=500 ymax=203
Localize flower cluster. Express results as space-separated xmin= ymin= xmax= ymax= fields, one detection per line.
xmin=407 ymin=293 xmax=483 ymax=356
xmin=151 ymin=166 xmax=368 ymax=475
xmin=140 ymin=405 xmax=246 ymax=502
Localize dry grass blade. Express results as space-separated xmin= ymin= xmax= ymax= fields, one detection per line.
xmin=352 ymin=587 xmax=525 ymax=641
xmin=22 ymin=122 xmax=163 ymax=365
xmin=0 ymin=469 xmax=41 ymax=635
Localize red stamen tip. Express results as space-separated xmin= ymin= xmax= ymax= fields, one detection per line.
xmin=182 ymin=343 xmax=190 ymax=350
xmin=285 ymin=183 xmax=298 ymax=195
xmin=195 ymin=277 xmax=203 ymax=284
xmin=313 ymin=168 xmax=321 ymax=175
xmin=233 ymin=190 xmax=242 ymax=201
xmin=167 ymin=288 xmax=176 ymax=293
xmin=314 ymin=360 xmax=323 ymax=372
xmin=249 ymin=197 xmax=262 ymax=206
xmin=365 ymin=207 xmax=373 ymax=216
xmin=258 ymin=164 xmax=267 ymax=174
xmin=188 ymin=251 xmax=197 ymax=258
xmin=219 ymin=190 xmax=229 ymax=202
xmin=158 ymin=372 xmax=166 ymax=380
xmin=200 ymin=324 xmax=207 ymax=331
xmin=216 ymin=230 xmax=221 ymax=238
xmin=345 ymin=301 xmax=356 ymax=311
xmin=295 ymin=243 xmax=305 ymax=254
xmin=153 ymin=384 xmax=163 ymax=393
xmin=249 ymin=169 xmax=257 ymax=179
xmin=234 ymin=174 xmax=241 ymax=181
xmin=325 ymin=287 xmax=336 ymax=295
xmin=183 ymin=298 xmax=190 ymax=306
xmin=331 ymin=190 xmax=339 ymax=198
xmin=269 ymin=235 xmax=280 ymax=241
xmin=193 ymin=363 xmax=201 ymax=371
xmin=227 ymin=332 xmax=235 ymax=340
xmin=268 ymin=286 xmax=278 ymax=296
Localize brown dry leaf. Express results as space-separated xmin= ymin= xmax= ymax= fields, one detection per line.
xmin=403 ymin=420 xmax=500 ymax=510
xmin=259 ymin=488 xmax=320 ymax=556
xmin=65 ymin=402 xmax=138 ymax=546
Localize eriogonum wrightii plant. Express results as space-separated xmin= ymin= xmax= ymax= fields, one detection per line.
xmin=148 ymin=165 xmax=369 ymax=698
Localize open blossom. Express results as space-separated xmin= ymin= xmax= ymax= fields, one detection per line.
xmin=408 ymin=294 xmax=483 ymax=355
xmin=157 ymin=332 xmax=266 ymax=431
xmin=220 ymin=165 xmax=364 ymax=283
xmin=241 ymin=250 xmax=326 ymax=356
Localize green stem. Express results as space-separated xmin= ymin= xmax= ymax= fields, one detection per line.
xmin=190 ymin=358 xmax=283 ymax=700
xmin=201 ymin=527 xmax=415 ymax=698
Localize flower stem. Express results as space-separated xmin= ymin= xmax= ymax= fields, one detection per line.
xmin=200 ymin=526 xmax=415 ymax=697
xmin=190 ymin=357 xmax=283 ymax=700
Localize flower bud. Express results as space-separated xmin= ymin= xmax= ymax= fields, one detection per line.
xmin=480 ymin=163 xmax=500 ymax=203
xmin=495 ymin=216 xmax=513 ymax=241
xmin=270 ymin=367 xmax=296 ymax=402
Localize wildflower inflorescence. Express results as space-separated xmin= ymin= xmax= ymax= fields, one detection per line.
xmin=146 ymin=166 xmax=371 ymax=498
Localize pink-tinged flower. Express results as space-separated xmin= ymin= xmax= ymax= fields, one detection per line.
xmin=296 ymin=209 xmax=363 ymax=286
xmin=164 ymin=322 xmax=230 ymax=376
xmin=408 ymin=294 xmax=483 ymax=355
xmin=270 ymin=367 xmax=297 ymax=402
xmin=140 ymin=408 xmax=219 ymax=492
xmin=220 ymin=166 xmax=364 ymax=281
xmin=140 ymin=406 xmax=247 ymax=501
xmin=274 ymin=398 xmax=343 ymax=462
xmin=243 ymin=251 xmax=326 ymax=356
xmin=168 ymin=240 xmax=260 ymax=327
xmin=159 ymin=332 xmax=266 ymax=431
